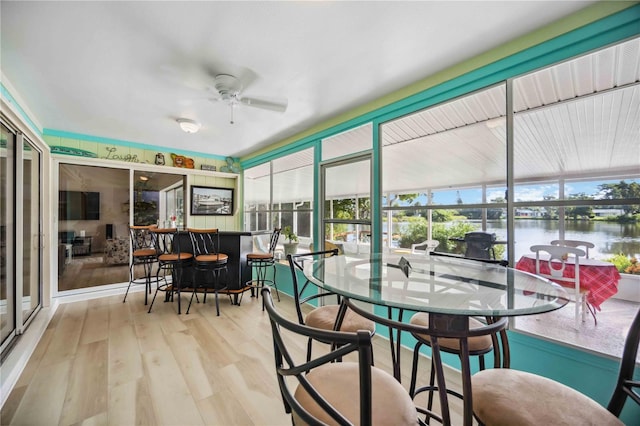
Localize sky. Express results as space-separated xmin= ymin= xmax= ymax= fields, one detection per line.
xmin=390 ymin=179 xmax=638 ymax=206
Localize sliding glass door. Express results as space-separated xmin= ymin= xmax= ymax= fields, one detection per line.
xmin=57 ymin=164 xmax=187 ymax=293
xmin=1 ymin=122 xmax=16 ymax=351
xmin=1 ymin=119 xmax=43 ymax=355
xmin=58 ymin=164 xmax=130 ymax=292
xmin=21 ymin=138 xmax=42 ymax=324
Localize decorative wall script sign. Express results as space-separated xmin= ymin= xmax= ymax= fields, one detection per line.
xmin=101 ymin=147 xmax=145 ymax=163
xmin=50 ymin=146 xmax=97 ymax=158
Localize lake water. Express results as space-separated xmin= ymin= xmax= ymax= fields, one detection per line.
xmin=484 ymin=219 xmax=640 ymax=261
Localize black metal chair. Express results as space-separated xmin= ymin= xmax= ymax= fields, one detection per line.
xmin=261 ymin=287 xmax=420 ymax=426
xmin=608 ymin=306 xmax=640 ymax=416
xmin=463 ymin=231 xmax=497 ymax=260
xmin=246 ymin=228 xmax=281 ymax=304
xmin=409 ymin=254 xmax=510 ymax=423
xmin=471 ymin=306 xmax=640 ymax=425
xmin=148 ymin=228 xmax=193 ymax=314
xmin=186 ymin=228 xmax=230 ymax=316
xmin=288 ymin=249 xmax=376 ymax=362
xmin=123 ymin=225 xmax=158 ymax=305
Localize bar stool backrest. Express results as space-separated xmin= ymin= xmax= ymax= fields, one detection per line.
xmin=152 ymin=228 xmax=179 ymax=257
xmin=287 ymin=249 xmax=340 ymax=325
xmin=261 ymin=287 xmax=377 ymax=425
xmin=188 ymin=228 xmax=221 ymax=258
xmin=608 ymin=306 xmax=640 ymax=415
xmin=267 ymin=228 xmax=281 ymax=255
xmin=129 ymin=225 xmax=157 ymax=254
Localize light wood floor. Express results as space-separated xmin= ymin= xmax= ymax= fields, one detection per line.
xmin=1 ymin=289 xmax=466 ymax=425
xmin=56 ymin=256 xmax=640 ymax=361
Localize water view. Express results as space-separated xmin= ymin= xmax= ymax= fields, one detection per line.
xmin=384 ymin=219 xmax=640 ymax=263
xmin=486 ymin=219 xmax=640 ymax=261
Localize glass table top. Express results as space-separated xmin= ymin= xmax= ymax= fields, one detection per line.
xmin=302 ymin=253 xmax=569 ymax=317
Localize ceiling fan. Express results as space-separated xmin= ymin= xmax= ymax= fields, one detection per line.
xmin=208 ymin=74 xmax=288 ymax=124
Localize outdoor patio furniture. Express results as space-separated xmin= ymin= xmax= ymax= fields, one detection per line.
xmin=551 ymin=239 xmax=595 ymax=258
xmin=463 ymin=232 xmax=497 ymax=260
xmin=411 ymin=239 xmax=439 ymax=255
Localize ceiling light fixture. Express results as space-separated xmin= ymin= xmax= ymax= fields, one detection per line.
xmin=177 ymin=118 xmax=201 ymax=134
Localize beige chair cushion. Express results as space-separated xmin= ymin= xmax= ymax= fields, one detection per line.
xmin=410 ymin=312 xmax=493 ymax=352
xmin=472 ymin=368 xmax=623 ymax=426
xmin=305 ymin=305 xmax=375 ymax=333
xmin=293 ymin=362 xmax=418 ymax=425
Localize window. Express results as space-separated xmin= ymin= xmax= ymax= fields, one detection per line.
xmin=375 ymin=37 xmax=639 ymax=358
xmin=322 ymin=155 xmax=372 ymax=255
xmin=510 ymin=38 xmax=640 ymax=352
xmin=244 ymin=149 xmax=314 ymax=249
xmin=381 ymin=84 xmax=507 ymax=254
xmin=243 ymin=34 xmax=639 ymax=359
xmin=244 ymin=162 xmax=271 ymax=232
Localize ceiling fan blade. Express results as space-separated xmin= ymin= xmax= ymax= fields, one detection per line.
xmin=239 ymin=96 xmax=288 ymax=113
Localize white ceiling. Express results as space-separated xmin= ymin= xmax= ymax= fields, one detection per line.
xmin=1 ymin=1 xmax=595 ymax=159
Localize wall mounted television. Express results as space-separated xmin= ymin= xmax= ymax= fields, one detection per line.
xmin=59 ymin=191 xmax=100 ymax=220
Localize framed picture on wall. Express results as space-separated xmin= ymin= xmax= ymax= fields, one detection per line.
xmin=190 ymin=185 xmax=234 ymax=216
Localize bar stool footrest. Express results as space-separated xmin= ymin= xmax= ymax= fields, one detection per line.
xmin=219 ymin=285 xmax=255 ymax=306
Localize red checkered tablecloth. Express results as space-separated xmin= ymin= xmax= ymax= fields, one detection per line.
xmin=516 ymin=255 xmax=620 ymax=311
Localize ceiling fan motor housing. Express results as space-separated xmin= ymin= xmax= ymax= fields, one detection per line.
xmin=214 ymin=74 xmax=241 ymax=100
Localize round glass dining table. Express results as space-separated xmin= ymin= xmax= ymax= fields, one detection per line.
xmin=302 ymin=252 xmax=569 ymax=426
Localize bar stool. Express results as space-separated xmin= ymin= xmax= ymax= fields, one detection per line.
xmin=408 ymin=313 xmax=508 ymax=416
xmin=408 ymin=257 xmax=510 ymax=423
xmin=471 ymin=306 xmax=640 ymax=425
xmin=246 ymin=228 xmax=281 ymax=304
xmin=123 ymin=225 xmax=158 ymax=305
xmin=148 ymin=228 xmax=193 ymax=314
xmin=186 ymin=228 xmax=230 ymax=316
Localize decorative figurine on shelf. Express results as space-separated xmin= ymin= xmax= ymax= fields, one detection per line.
xmin=220 ymin=156 xmax=241 ymax=173
xmin=155 ymin=153 xmax=165 ymax=165
xmin=171 ymin=153 xmax=195 ymax=169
